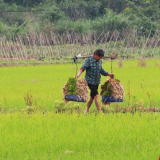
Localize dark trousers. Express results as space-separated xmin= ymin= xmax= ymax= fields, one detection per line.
xmin=88 ymin=84 xmax=99 ymax=99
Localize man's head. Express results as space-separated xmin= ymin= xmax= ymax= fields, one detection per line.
xmin=94 ymin=49 xmax=104 ymax=61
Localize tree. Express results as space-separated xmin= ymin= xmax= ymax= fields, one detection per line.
xmin=3 ymin=0 xmax=45 ymax=7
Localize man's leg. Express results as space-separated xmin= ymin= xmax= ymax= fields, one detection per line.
xmin=94 ymin=94 xmax=102 ymax=112
xmin=86 ymin=97 xmax=94 ymax=112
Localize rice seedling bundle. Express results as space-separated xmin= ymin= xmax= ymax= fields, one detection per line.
xmin=63 ymin=78 xmax=88 ymax=102
xmin=101 ymin=78 xmax=124 ymax=99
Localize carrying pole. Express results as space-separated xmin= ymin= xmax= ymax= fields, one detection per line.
xmin=73 ymin=51 xmax=119 ymax=75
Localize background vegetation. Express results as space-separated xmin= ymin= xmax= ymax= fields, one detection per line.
xmin=0 ymin=0 xmax=160 ymax=37
xmin=0 ymin=0 xmax=160 ymax=62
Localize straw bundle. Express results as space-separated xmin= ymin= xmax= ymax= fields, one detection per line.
xmin=76 ymin=78 xmax=88 ymax=102
xmin=63 ymin=78 xmax=88 ymax=102
xmin=101 ymin=78 xmax=124 ymax=100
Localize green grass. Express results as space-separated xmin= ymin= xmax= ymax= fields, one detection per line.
xmin=0 ymin=59 xmax=160 ymax=160
xmin=0 ymin=58 xmax=159 ymax=111
xmin=0 ymin=112 xmax=160 ymax=160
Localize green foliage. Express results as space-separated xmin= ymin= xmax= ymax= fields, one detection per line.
xmin=38 ymin=5 xmax=66 ymax=23
xmin=92 ymin=9 xmax=129 ymax=33
xmin=66 ymin=78 xmax=77 ymax=95
xmin=54 ymin=100 xmax=66 ymax=112
xmin=122 ymin=6 xmax=157 ymax=36
xmin=55 ymin=19 xmax=92 ymax=33
xmin=0 ymin=0 xmax=8 ymax=11
xmin=102 ymin=83 xmax=112 ymax=97
xmin=115 ymin=78 xmax=120 ymax=82
xmin=57 ymin=0 xmax=101 ymax=20
xmin=24 ymin=91 xmax=33 ymax=106
xmin=0 ymin=21 xmax=10 ymax=35
xmin=1 ymin=0 xmax=160 ymax=36
xmin=4 ymin=0 xmax=45 ymax=7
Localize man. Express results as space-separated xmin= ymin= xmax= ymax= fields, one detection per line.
xmin=75 ymin=49 xmax=114 ymax=112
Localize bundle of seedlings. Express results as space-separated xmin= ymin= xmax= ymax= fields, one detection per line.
xmin=101 ymin=78 xmax=124 ymax=103
xmin=63 ymin=78 xmax=88 ymax=102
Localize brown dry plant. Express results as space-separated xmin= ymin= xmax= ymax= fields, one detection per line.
xmin=63 ymin=78 xmax=88 ymax=102
xmin=138 ymin=58 xmax=146 ymax=67
xmin=117 ymin=59 xmax=123 ymax=68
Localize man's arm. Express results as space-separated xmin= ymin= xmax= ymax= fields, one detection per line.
xmin=75 ymin=58 xmax=89 ymax=78
xmin=75 ymin=68 xmax=83 ymax=78
xmin=101 ymin=67 xmax=114 ymax=78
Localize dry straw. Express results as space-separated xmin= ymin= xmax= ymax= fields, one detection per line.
xmin=1 ymin=29 xmax=160 ymax=62
xmin=63 ymin=78 xmax=88 ymax=102
xmin=101 ymin=78 xmax=124 ymax=100
xmin=138 ymin=58 xmax=146 ymax=67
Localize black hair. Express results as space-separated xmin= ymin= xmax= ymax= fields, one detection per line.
xmin=94 ymin=49 xmax=104 ymax=57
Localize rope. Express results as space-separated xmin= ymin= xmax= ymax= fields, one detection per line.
xmin=76 ymin=62 xmax=78 ymax=76
xmin=111 ymin=59 xmax=113 ymax=73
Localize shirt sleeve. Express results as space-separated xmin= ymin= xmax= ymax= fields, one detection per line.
xmin=81 ymin=58 xmax=90 ymax=71
xmin=100 ymin=67 xmax=108 ymax=76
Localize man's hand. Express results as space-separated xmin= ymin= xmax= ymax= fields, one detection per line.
xmin=75 ymin=75 xmax=80 ymax=78
xmin=107 ymin=73 xmax=114 ymax=78
xmin=75 ymin=69 xmax=83 ymax=78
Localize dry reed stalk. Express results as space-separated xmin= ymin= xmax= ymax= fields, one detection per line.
xmin=1 ymin=29 xmax=160 ymax=61
xmin=0 ymin=39 xmax=5 ymax=60
xmin=100 ymin=32 xmax=106 ymax=44
xmin=45 ymin=34 xmax=51 ymax=58
xmin=26 ymin=33 xmax=33 ymax=58
xmin=94 ymin=32 xmax=104 ymax=44
xmin=152 ymin=32 xmax=160 ymax=56
xmin=106 ymin=31 xmax=114 ymax=52
xmin=8 ymin=38 xmax=16 ymax=59
xmin=5 ymin=40 xmax=12 ymax=59
xmin=123 ymin=31 xmax=135 ymax=56
xmin=47 ymin=35 xmax=54 ymax=59
xmin=118 ymin=59 xmax=123 ymax=68
xmin=2 ymin=38 xmax=10 ymax=59
xmin=14 ymin=37 xmax=23 ymax=59
xmin=129 ymin=29 xmax=137 ymax=55
xmin=33 ymin=32 xmax=40 ymax=58
xmin=50 ymin=32 xmax=57 ymax=46
xmin=116 ymin=38 xmax=125 ymax=57
xmin=39 ymin=32 xmax=44 ymax=57
xmin=113 ymin=31 xmax=120 ymax=49
xmin=138 ymin=58 xmax=146 ymax=67
xmin=55 ymin=42 xmax=60 ymax=59
xmin=141 ymin=31 xmax=151 ymax=56
xmin=17 ymin=35 xmax=27 ymax=59
xmin=50 ymin=32 xmax=59 ymax=58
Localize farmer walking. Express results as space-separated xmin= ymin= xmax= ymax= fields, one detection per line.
xmin=75 ymin=49 xmax=114 ymax=113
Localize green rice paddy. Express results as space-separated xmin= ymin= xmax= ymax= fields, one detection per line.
xmin=0 ymin=59 xmax=159 ymax=110
xmin=0 ymin=59 xmax=160 ymax=160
